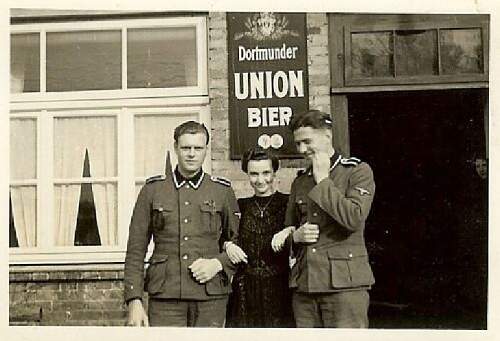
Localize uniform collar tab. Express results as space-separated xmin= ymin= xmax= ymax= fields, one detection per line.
xmin=173 ymin=167 xmax=204 ymax=190
xmin=330 ymin=152 xmax=342 ymax=171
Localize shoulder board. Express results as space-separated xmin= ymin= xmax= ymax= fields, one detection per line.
xmin=297 ymin=168 xmax=308 ymax=176
xmin=340 ymin=157 xmax=361 ymax=167
xmin=146 ymin=174 xmax=166 ymax=184
xmin=210 ymin=175 xmax=231 ymax=187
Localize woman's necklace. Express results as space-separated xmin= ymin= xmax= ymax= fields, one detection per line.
xmin=254 ymin=192 xmax=275 ymax=218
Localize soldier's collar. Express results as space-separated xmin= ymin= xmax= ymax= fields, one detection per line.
xmin=330 ymin=151 xmax=342 ymax=171
xmin=173 ymin=167 xmax=205 ymax=190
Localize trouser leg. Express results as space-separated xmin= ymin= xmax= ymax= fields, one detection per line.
xmin=319 ymin=290 xmax=370 ymax=328
xmin=292 ymin=291 xmax=322 ymax=328
xmin=188 ymin=298 xmax=228 ymax=327
xmin=148 ymin=298 xmax=189 ymax=327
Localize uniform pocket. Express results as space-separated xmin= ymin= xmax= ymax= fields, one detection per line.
xmin=152 ymin=203 xmax=174 ymax=231
xmin=327 ymin=246 xmax=375 ymax=289
xmin=200 ymin=202 xmax=222 ymax=233
xmin=145 ymin=254 xmax=168 ymax=294
xmin=205 ymin=273 xmax=230 ymax=296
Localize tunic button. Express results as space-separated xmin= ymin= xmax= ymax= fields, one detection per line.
xmin=313 ymin=212 xmax=318 ymax=217
xmin=312 ymin=248 xmax=316 ymax=253
xmin=158 ymin=207 xmax=163 ymax=212
xmin=298 ymin=200 xmax=303 ymax=204
xmin=348 ymin=253 xmax=353 ymax=258
xmin=184 ymin=218 xmax=189 ymax=223
xmin=184 ymin=236 xmax=189 ymax=241
xmin=185 ymin=201 xmax=190 ymax=205
xmin=185 ymin=184 xmax=190 ymax=189
xmin=182 ymin=254 xmax=188 ymax=260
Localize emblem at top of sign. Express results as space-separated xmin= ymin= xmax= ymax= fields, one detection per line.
xmin=235 ymin=12 xmax=300 ymax=41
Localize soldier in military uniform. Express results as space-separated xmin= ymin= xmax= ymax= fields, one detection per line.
xmin=276 ymin=109 xmax=376 ymax=328
xmin=124 ymin=121 xmax=240 ymax=327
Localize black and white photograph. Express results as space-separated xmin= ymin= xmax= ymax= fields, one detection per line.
xmin=5 ymin=0 xmax=497 ymax=338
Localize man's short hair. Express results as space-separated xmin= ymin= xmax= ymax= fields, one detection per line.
xmin=174 ymin=120 xmax=210 ymax=145
xmin=241 ymin=148 xmax=280 ymax=173
xmin=289 ymin=109 xmax=333 ymax=132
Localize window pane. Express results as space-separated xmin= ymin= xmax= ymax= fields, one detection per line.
xmin=128 ymin=27 xmax=197 ymax=88
xmin=47 ymin=30 xmax=121 ymax=91
xmin=74 ymin=182 xmax=101 ymax=246
xmin=10 ymin=186 xmax=37 ymax=247
xmin=54 ymin=116 xmax=117 ymax=178
xmin=10 ymin=118 xmax=37 ymax=180
xmin=134 ymin=114 xmax=197 ymax=177
xmin=440 ymin=28 xmax=483 ymax=75
xmin=53 ymin=116 xmax=118 ymax=247
xmin=54 ymin=183 xmax=117 ymax=246
xmin=11 ymin=33 xmax=40 ymax=93
xmin=74 ymin=150 xmax=100 ymax=246
xmin=9 ymin=194 xmax=18 ymax=247
xmin=396 ymin=30 xmax=438 ymax=76
xmin=351 ymin=32 xmax=394 ymax=78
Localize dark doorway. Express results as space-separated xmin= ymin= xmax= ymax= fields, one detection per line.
xmin=348 ymin=89 xmax=488 ymax=329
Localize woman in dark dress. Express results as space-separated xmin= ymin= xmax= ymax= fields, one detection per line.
xmin=225 ymin=148 xmax=295 ymax=328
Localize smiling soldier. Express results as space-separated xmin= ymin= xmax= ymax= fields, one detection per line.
xmin=280 ymin=109 xmax=376 ymax=328
xmin=124 ymin=121 xmax=240 ymax=327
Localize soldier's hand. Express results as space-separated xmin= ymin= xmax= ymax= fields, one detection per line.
xmin=189 ymin=258 xmax=223 ymax=283
xmin=225 ymin=242 xmax=248 ymax=264
xmin=311 ymin=151 xmax=331 ymax=183
xmin=271 ymin=226 xmax=295 ymax=252
xmin=126 ymin=299 xmax=149 ymax=327
xmin=292 ymin=222 xmax=319 ymax=243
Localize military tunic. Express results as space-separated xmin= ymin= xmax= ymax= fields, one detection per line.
xmin=124 ymin=170 xmax=240 ymax=303
xmin=285 ymin=152 xmax=376 ymax=293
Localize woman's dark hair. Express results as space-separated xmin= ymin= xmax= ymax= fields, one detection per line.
xmin=241 ymin=148 xmax=279 ymax=173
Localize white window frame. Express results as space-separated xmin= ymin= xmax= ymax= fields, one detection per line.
xmin=10 ymin=16 xmax=208 ymax=102
xmin=9 ymin=16 xmax=211 ymax=265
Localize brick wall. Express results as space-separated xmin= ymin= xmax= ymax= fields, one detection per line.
xmin=9 ymin=12 xmax=331 ymax=327
xmin=10 ymin=268 xmax=128 ymax=326
xmin=208 ymin=12 xmax=330 ymax=198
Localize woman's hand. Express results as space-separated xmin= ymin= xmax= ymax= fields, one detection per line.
xmin=225 ymin=242 xmax=248 ymax=264
xmin=271 ymin=226 xmax=295 ymax=252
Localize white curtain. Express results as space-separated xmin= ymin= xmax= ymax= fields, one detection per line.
xmin=54 ymin=184 xmax=82 ymax=246
xmin=10 ymin=187 xmax=37 ymax=247
xmin=134 ymin=114 xmax=197 ymax=177
xmin=90 ymin=119 xmax=117 ymax=246
xmin=10 ymin=119 xmax=37 ymax=247
xmin=134 ymin=114 xmax=196 ymax=199
xmin=54 ymin=117 xmax=117 ymax=246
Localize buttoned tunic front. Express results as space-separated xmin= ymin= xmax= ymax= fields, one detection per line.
xmin=285 ymin=153 xmax=376 ymax=293
xmin=124 ymin=171 xmax=240 ymax=302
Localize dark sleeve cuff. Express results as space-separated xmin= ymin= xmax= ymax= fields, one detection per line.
xmin=125 ymin=296 xmax=142 ymax=305
xmin=215 ymin=252 xmax=236 ymax=279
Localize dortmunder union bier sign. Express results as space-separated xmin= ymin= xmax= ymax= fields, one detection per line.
xmin=227 ymin=12 xmax=309 ymax=158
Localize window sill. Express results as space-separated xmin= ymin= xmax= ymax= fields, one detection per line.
xmin=9 ymin=246 xmax=153 ymax=265
xmin=9 ymin=263 xmax=125 ymax=281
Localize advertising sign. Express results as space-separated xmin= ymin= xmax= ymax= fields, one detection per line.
xmin=227 ymin=12 xmax=309 ymax=158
